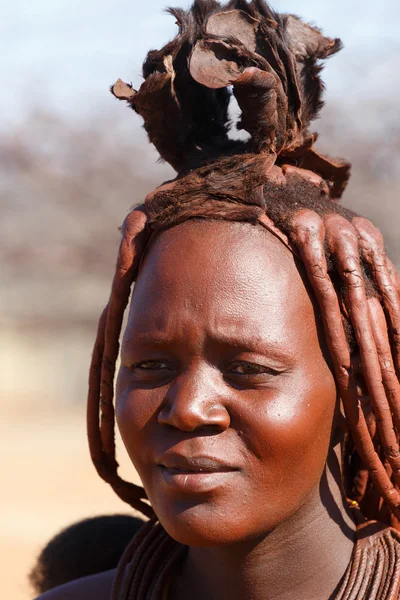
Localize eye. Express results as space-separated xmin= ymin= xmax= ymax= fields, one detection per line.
xmin=127 ymin=360 xmax=175 ymax=387
xmin=132 ymin=360 xmax=172 ymax=371
xmin=229 ymin=361 xmax=278 ymax=375
xmin=225 ymin=361 xmax=281 ymax=387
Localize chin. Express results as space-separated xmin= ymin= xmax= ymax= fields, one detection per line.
xmin=151 ymin=497 xmax=277 ymax=547
xmin=157 ymin=508 xmax=237 ymax=547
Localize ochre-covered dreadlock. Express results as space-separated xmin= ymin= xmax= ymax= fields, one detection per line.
xmin=88 ymin=0 xmax=400 ymax=531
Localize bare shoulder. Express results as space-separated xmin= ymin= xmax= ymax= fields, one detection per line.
xmin=33 ymin=568 xmax=116 ymax=600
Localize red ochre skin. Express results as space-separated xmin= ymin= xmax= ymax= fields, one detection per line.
xmin=116 ymin=219 xmax=356 ymax=600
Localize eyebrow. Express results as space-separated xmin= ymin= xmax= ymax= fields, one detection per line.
xmin=123 ymin=326 xmax=296 ymax=365
xmin=205 ymin=330 xmax=296 ymax=364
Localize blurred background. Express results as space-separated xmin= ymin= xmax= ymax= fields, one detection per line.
xmin=1 ymin=0 xmax=399 ymax=598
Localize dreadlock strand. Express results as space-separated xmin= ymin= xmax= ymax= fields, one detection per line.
xmin=89 ymin=209 xmax=152 ymax=513
xmin=353 ymin=217 xmax=400 ymax=376
xmin=368 ymin=297 xmax=400 ymax=433
xmin=87 ymin=306 xmax=108 ymax=476
xmin=100 ymin=209 xmax=149 ymax=459
xmin=387 ymin=258 xmax=400 ymax=296
xmin=324 ymin=214 xmax=400 ymax=508
xmin=135 ymin=534 xmax=177 ymax=600
xmin=88 ymin=305 xmax=151 ymax=514
xmin=148 ymin=543 xmax=187 ymax=600
xmin=289 ymin=210 xmax=400 ymax=515
xmin=125 ymin=522 xmax=167 ymax=599
xmin=111 ymin=516 xmax=158 ymax=600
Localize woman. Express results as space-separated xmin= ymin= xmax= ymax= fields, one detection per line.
xmin=37 ymin=1 xmax=400 ymax=598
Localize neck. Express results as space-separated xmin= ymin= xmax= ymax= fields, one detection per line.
xmin=173 ymin=457 xmax=356 ymax=600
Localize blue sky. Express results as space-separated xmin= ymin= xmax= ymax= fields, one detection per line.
xmin=2 ymin=0 xmax=399 ymax=128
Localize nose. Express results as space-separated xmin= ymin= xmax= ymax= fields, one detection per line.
xmin=157 ymin=365 xmax=231 ymax=433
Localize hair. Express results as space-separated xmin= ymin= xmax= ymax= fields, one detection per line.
xmin=88 ymin=0 xmax=400 ymax=530
xmin=29 ymin=515 xmax=145 ymax=594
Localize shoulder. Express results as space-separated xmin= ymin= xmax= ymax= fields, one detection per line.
xmin=33 ymin=568 xmax=116 ymax=600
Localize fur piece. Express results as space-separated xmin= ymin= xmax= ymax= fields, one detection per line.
xmin=112 ymin=0 xmax=349 ymax=197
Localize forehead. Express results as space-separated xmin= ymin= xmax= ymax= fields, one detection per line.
xmin=128 ymin=220 xmax=318 ymax=348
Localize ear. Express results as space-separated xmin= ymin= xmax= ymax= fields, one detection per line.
xmin=285 ymin=15 xmax=342 ymax=61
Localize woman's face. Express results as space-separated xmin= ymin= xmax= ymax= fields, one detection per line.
xmin=116 ymin=220 xmax=337 ymax=546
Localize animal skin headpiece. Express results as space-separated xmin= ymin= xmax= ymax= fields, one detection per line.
xmin=111 ymin=0 xmax=350 ymax=199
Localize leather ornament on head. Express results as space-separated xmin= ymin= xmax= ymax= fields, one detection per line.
xmin=111 ymin=0 xmax=349 ymax=199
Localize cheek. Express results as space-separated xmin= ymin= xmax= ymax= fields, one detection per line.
xmin=240 ymin=367 xmax=337 ymax=501
xmin=115 ymin=368 xmax=161 ymax=473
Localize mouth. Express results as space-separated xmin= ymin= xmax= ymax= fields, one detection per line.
xmin=157 ymin=454 xmax=240 ymax=494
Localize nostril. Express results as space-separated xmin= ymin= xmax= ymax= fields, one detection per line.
xmin=157 ymin=397 xmax=230 ymax=433
xmin=158 ymin=413 xmax=227 ymax=434
xmin=192 ymin=424 xmax=226 ymax=436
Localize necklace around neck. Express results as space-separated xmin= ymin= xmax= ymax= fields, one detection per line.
xmin=112 ymin=518 xmax=400 ymax=600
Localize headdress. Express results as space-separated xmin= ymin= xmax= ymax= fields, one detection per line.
xmin=88 ymin=1 xmax=400 ymax=529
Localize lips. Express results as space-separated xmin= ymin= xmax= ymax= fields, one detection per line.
xmin=159 ymin=453 xmax=237 ymax=473
xmin=157 ymin=453 xmax=240 ymax=493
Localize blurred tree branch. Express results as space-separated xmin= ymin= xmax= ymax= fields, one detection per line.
xmin=1 ymin=105 xmax=399 ymax=326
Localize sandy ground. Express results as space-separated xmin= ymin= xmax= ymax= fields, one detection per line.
xmin=2 ymin=408 xmax=142 ymax=600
